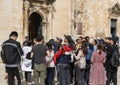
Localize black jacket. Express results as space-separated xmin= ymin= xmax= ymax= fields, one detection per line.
xmin=2 ymin=38 xmax=23 ymax=64
xmin=105 ymin=44 xmax=118 ymax=72
xmin=88 ymin=43 xmax=93 ymax=51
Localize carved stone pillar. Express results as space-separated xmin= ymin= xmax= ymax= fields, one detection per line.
xmin=42 ymin=22 xmax=46 ymax=39
xmin=23 ymin=0 xmax=30 ymax=36
xmin=42 ymin=21 xmax=48 ymax=41
xmin=48 ymin=5 xmax=53 ymax=39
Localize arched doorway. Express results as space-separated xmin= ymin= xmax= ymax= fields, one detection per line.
xmin=28 ymin=12 xmax=42 ymax=41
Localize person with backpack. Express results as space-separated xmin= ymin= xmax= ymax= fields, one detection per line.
xmin=54 ymin=35 xmax=75 ymax=85
xmin=1 ymin=31 xmax=23 ymax=85
xmin=74 ymin=41 xmax=88 ymax=85
xmin=106 ymin=38 xmax=119 ymax=85
xmin=22 ymin=40 xmax=33 ymax=84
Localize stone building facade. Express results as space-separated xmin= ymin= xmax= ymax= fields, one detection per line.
xmin=0 ymin=0 xmax=72 ymax=44
xmin=0 ymin=0 xmax=23 ymax=44
xmin=0 ymin=0 xmax=120 ymax=44
xmin=72 ymin=0 xmax=120 ymax=39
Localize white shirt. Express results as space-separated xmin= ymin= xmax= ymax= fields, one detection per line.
xmin=46 ymin=50 xmax=55 ymax=67
xmin=22 ymin=46 xmax=33 ymax=72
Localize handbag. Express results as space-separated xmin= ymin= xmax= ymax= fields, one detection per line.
xmin=78 ymin=56 xmax=86 ymax=69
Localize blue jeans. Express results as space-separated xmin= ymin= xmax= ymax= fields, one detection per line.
xmin=84 ymin=69 xmax=90 ymax=85
xmin=46 ymin=67 xmax=55 ymax=85
xmin=59 ymin=64 xmax=71 ymax=85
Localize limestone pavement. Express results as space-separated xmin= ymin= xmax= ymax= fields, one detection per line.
xmin=0 ymin=63 xmax=120 ymax=85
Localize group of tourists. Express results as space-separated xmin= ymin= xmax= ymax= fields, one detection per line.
xmin=1 ymin=31 xmax=120 ymax=85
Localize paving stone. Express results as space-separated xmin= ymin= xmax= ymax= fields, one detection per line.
xmin=0 ymin=63 xmax=120 ymax=85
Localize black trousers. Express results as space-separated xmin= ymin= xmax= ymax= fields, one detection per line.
xmin=106 ymin=71 xmax=117 ymax=85
xmin=70 ymin=63 xmax=75 ymax=84
xmin=6 ymin=67 xmax=21 ymax=85
xmin=25 ymin=72 xmax=32 ymax=82
xmin=84 ymin=69 xmax=90 ymax=85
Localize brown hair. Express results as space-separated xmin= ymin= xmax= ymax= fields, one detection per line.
xmin=97 ymin=44 xmax=103 ymax=55
xmin=81 ymin=41 xmax=88 ymax=56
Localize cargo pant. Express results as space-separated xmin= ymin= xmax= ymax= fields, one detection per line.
xmin=34 ymin=63 xmax=46 ymax=85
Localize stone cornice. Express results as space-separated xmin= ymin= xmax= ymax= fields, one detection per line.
xmin=29 ymin=0 xmax=56 ymax=4
xmin=109 ymin=2 xmax=120 ymax=15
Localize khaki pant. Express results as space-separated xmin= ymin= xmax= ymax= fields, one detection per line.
xmin=34 ymin=63 xmax=46 ymax=85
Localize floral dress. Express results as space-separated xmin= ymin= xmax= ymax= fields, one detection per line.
xmin=89 ymin=51 xmax=107 ymax=85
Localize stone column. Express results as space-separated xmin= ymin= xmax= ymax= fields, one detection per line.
xmin=42 ymin=22 xmax=46 ymax=40
xmin=23 ymin=0 xmax=30 ymax=37
xmin=42 ymin=21 xmax=49 ymax=41
xmin=48 ymin=5 xmax=53 ymax=39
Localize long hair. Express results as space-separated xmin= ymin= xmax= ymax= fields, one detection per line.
xmin=65 ymin=35 xmax=75 ymax=49
xmin=94 ymin=39 xmax=98 ymax=45
xmin=81 ymin=41 xmax=88 ymax=56
xmin=97 ymin=44 xmax=103 ymax=55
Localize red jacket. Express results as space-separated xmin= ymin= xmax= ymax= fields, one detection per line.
xmin=54 ymin=44 xmax=73 ymax=64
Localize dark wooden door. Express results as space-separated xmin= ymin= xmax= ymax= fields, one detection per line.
xmin=28 ymin=12 xmax=42 ymax=41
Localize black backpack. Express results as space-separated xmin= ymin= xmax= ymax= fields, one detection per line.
xmin=1 ymin=48 xmax=5 ymax=63
xmin=111 ymin=49 xmax=120 ymax=68
xmin=26 ymin=52 xmax=32 ymax=60
xmin=1 ymin=43 xmax=20 ymax=64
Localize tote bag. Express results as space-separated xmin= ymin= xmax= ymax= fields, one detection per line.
xmin=78 ymin=56 xmax=86 ymax=69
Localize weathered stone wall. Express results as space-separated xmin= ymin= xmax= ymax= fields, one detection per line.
xmin=0 ymin=0 xmax=23 ymax=45
xmin=0 ymin=0 xmax=72 ymax=44
xmin=78 ymin=0 xmax=120 ymax=38
xmin=1 ymin=0 xmax=120 ymax=44
xmin=52 ymin=0 xmax=72 ymax=39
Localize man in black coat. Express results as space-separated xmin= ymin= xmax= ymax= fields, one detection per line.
xmin=1 ymin=31 xmax=23 ymax=85
xmin=105 ymin=38 xmax=118 ymax=85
